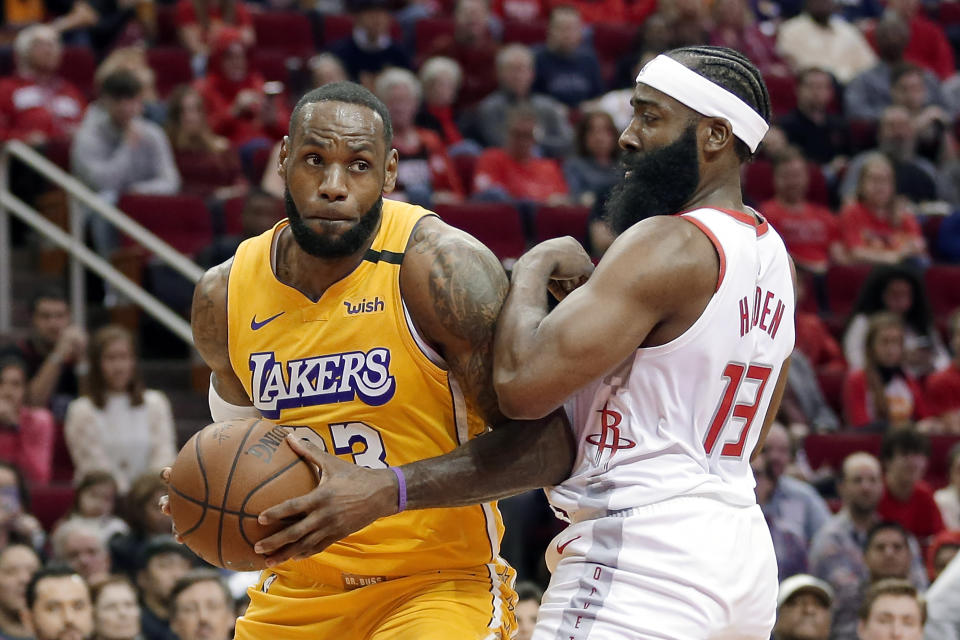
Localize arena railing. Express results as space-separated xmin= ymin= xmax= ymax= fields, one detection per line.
xmin=0 ymin=139 xmax=204 ymax=345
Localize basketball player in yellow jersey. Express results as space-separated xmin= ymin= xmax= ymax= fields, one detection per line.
xmin=183 ymin=82 xmax=574 ymax=639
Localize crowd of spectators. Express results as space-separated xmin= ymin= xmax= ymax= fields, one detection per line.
xmin=1 ymin=0 xmax=960 ymax=636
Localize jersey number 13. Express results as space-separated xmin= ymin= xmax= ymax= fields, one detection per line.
xmin=702 ymin=362 xmax=773 ymax=459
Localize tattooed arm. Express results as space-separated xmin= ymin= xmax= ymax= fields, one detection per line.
xmin=255 ymin=217 xmax=575 ymax=564
xmin=190 ymin=258 xmax=257 ymax=408
xmin=393 ymin=216 xmax=575 ymax=507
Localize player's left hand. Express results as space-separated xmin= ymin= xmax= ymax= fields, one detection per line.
xmin=254 ymin=435 xmax=399 ymax=566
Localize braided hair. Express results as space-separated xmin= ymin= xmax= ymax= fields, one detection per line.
xmin=664 ymin=46 xmax=772 ymax=161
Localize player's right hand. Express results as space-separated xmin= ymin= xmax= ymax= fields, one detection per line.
xmin=158 ymin=467 xmax=185 ymax=544
xmin=521 ymin=236 xmax=595 ymax=300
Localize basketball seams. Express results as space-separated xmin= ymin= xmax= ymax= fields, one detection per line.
xmin=176 ymin=434 xmax=211 ymax=537
xmin=168 ymin=484 xmax=258 ymax=518
xmin=236 ymin=457 xmax=308 ymax=548
xmin=216 ymin=418 xmax=264 ymax=568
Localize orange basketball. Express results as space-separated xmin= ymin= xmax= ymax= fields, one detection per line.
xmin=167 ymin=418 xmax=319 ymax=571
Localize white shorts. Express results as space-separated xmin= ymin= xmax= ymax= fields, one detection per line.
xmin=533 ymin=495 xmax=778 ymax=640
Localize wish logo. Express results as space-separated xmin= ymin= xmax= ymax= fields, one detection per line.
xmin=343 ymin=297 xmax=385 ymax=316
xmin=249 ymin=348 xmax=396 ymax=418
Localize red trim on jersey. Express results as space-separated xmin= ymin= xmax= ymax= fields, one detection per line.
xmin=677 ymin=207 xmax=769 ymax=236
xmin=681 ymin=215 xmax=726 ymax=292
xmin=715 ymin=207 xmax=769 ymax=236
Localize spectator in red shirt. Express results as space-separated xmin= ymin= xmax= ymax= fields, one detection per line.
xmin=839 ymin=153 xmax=927 ymax=266
xmin=547 ymin=0 xmax=625 ymax=25
xmin=925 ymin=312 xmax=960 ymax=432
xmin=877 ymin=428 xmax=945 ymax=543
xmin=795 ymin=308 xmax=846 ymax=374
xmin=473 ymin=104 xmax=569 ymax=204
xmin=0 ymin=357 xmax=54 ymax=486
xmin=843 ymin=312 xmax=932 ymax=430
xmin=193 ymin=28 xmax=289 ymax=147
xmin=869 ymin=0 xmax=954 ymax=80
xmin=374 ymin=68 xmax=463 ymax=206
xmin=926 ymin=530 xmax=960 ymax=582
xmin=0 ymin=24 xmax=85 ymax=145
xmin=762 ymin=147 xmax=847 ymax=275
xmin=175 ymin=0 xmax=254 ymax=66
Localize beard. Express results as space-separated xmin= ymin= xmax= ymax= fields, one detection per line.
xmin=284 ymin=189 xmax=383 ymax=258
xmin=604 ymin=123 xmax=701 ymax=235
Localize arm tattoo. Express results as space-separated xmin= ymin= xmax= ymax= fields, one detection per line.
xmin=409 ymin=224 xmax=508 ymax=424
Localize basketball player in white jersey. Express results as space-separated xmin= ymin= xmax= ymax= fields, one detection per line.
xmin=493 ymin=46 xmax=796 ymax=639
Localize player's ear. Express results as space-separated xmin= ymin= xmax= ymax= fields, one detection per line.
xmin=702 ymin=117 xmax=734 ymax=156
xmin=382 ymin=148 xmax=399 ymax=194
xmin=277 ymin=136 xmax=290 ymax=179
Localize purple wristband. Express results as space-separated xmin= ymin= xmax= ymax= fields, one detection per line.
xmin=389 ymin=466 xmax=407 ymax=513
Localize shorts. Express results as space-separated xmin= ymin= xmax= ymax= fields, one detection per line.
xmin=235 ymin=558 xmax=517 ymax=640
xmin=533 ymin=496 xmax=778 ymax=640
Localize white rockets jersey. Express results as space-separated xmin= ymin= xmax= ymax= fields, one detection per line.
xmin=549 ymin=207 xmax=796 ymax=523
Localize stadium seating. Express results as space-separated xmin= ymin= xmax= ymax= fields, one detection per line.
xmin=433 ymin=203 xmax=526 ymax=262
xmin=117 ymin=194 xmax=213 ymax=258
xmin=534 ymin=205 xmax=591 ymax=244
xmin=252 ymin=11 xmax=315 ymax=58
xmin=250 ymin=49 xmax=295 ymax=84
xmin=503 ymin=20 xmax=548 ymax=44
xmin=924 ymin=265 xmax=960 ymax=323
xmin=743 ymin=160 xmax=829 ymax=207
xmin=826 ymin=263 xmax=872 ymax=318
xmin=155 ymin=3 xmax=180 ymax=46
xmin=804 ymin=433 xmax=960 ymax=489
xmin=451 ymin=155 xmax=477 ymax=196
xmin=58 ymin=46 xmax=96 ymax=99
xmin=30 ymin=483 xmax=74 ymax=532
xmin=414 ymin=17 xmax=456 ymax=60
xmin=147 ymin=47 xmax=193 ymax=98
xmin=761 ymin=72 xmax=797 ymax=118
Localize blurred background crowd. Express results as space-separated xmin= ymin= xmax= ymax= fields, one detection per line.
xmin=1 ymin=0 xmax=960 ymax=636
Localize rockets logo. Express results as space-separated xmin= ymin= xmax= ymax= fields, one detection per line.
xmin=585 ymin=402 xmax=635 ymax=466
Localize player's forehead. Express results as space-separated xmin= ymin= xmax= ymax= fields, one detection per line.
xmin=294 ymin=101 xmax=385 ymax=152
xmin=631 ymin=83 xmax=698 ymax=121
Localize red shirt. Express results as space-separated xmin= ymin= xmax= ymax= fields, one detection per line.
xmin=795 ymin=311 xmax=845 ymax=371
xmin=474 ymin=149 xmax=568 ymax=203
xmin=0 ymin=74 xmax=86 ymax=142
xmin=839 ymin=201 xmax=924 ymax=254
xmin=868 ymin=15 xmax=954 ymax=80
xmin=193 ymin=31 xmax=290 ymax=146
xmin=878 ymin=481 xmax=945 ymax=541
xmin=843 ymin=368 xmax=929 ymax=428
xmin=174 ymin=0 xmax=253 ymax=31
xmin=925 ymin=363 xmax=960 ymax=417
xmin=0 ymin=406 xmax=55 ymax=485
xmin=761 ymin=198 xmax=839 ymax=272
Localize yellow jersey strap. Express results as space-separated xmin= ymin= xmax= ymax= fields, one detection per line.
xmin=367 ymin=200 xmax=436 ymax=257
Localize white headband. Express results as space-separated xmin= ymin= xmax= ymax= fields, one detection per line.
xmin=635 ymin=55 xmax=769 ymax=153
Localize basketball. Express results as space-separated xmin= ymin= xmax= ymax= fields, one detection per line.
xmin=167 ymin=417 xmax=319 ymax=571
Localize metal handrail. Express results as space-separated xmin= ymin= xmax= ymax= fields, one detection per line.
xmin=0 ymin=140 xmax=203 ymax=345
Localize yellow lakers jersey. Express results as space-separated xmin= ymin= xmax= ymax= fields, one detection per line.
xmin=226 ymin=200 xmax=504 ymax=585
